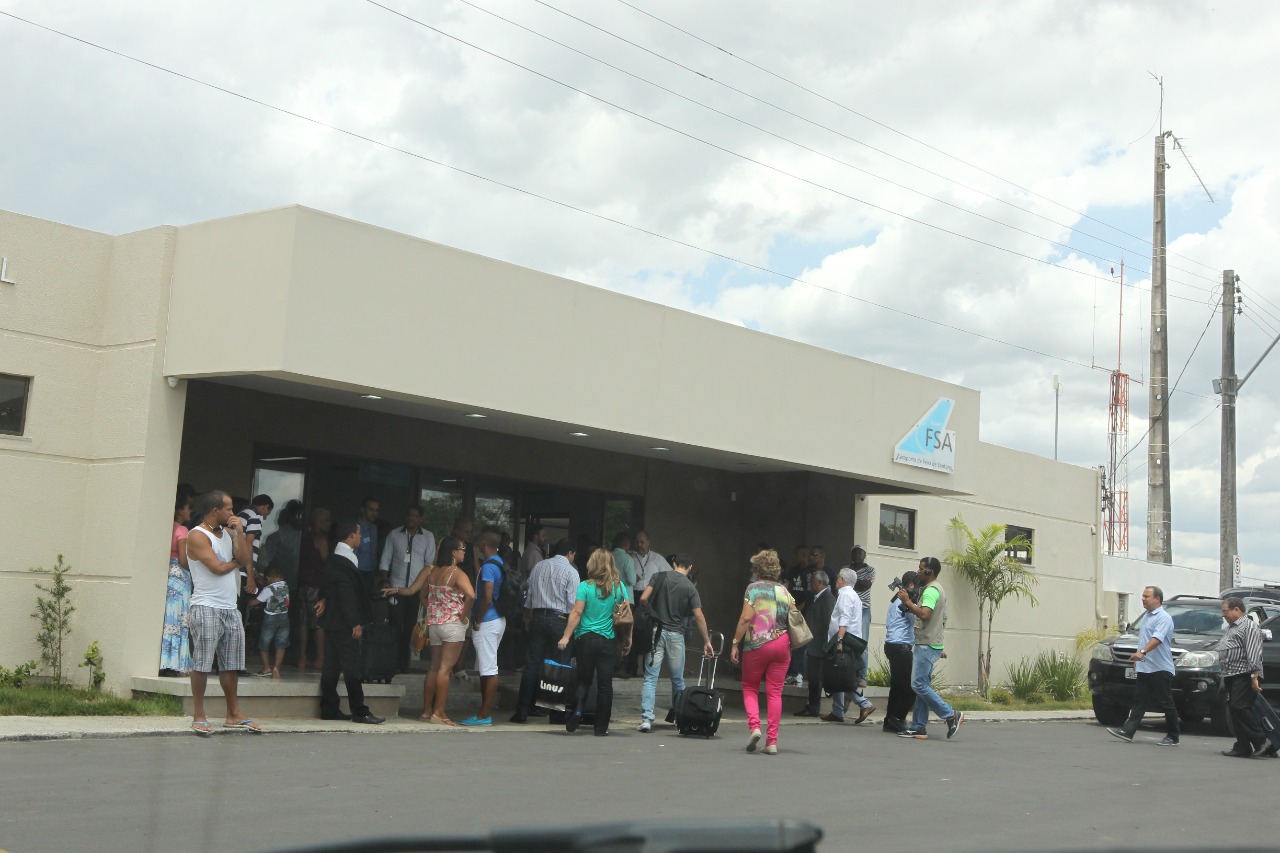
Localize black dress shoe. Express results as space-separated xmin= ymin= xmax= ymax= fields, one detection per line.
xmin=529 ymin=707 xmax=549 ymax=718
xmin=793 ymin=707 xmax=818 ymax=717
xmin=352 ymin=713 xmax=385 ymax=725
xmin=320 ymin=711 xmax=352 ymax=721
xmin=1221 ymin=749 xmax=1251 ymax=757
xmin=509 ymin=712 xmax=528 ymax=724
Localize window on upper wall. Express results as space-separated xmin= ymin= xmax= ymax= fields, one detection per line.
xmin=0 ymin=374 xmax=32 ymax=436
xmin=879 ymin=505 xmax=916 ymax=550
xmin=1005 ymin=525 xmax=1034 ymax=564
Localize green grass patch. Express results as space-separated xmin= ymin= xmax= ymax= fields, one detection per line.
xmin=0 ymin=684 xmax=182 ymax=716
xmin=944 ymin=695 xmax=1090 ymax=712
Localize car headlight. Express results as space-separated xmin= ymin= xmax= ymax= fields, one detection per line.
xmin=1091 ymin=645 xmax=1114 ymax=662
xmin=1176 ymin=651 xmax=1218 ymax=668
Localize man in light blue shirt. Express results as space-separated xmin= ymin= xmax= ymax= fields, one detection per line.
xmin=1108 ymin=585 xmax=1180 ymax=746
xmin=882 ymin=569 xmax=919 ymax=733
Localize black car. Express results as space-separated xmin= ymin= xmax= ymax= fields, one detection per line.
xmin=1088 ymin=595 xmax=1273 ymax=736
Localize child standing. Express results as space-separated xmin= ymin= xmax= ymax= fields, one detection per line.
xmin=250 ymin=567 xmax=291 ymax=678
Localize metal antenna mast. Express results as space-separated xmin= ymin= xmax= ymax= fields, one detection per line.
xmin=1095 ymin=262 xmax=1135 ymax=555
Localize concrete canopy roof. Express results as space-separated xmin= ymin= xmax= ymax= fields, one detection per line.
xmin=164 ymin=206 xmax=981 ymax=496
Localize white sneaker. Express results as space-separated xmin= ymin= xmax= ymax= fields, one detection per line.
xmin=762 ymin=743 xmax=778 ymax=755
xmin=638 ymin=720 xmax=651 ymax=733
xmin=746 ymin=728 xmax=762 ymax=752
xmin=795 ymin=674 xmax=804 ymax=688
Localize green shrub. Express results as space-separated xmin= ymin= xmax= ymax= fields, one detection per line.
xmin=0 ymin=661 xmax=40 ymax=688
xmin=988 ymin=687 xmax=1014 ymax=705
xmin=1034 ymin=650 xmax=1085 ymax=701
xmin=80 ymin=641 xmax=105 ymax=691
xmin=866 ymin=654 xmax=891 ymax=687
xmin=1006 ymin=656 xmax=1042 ymax=700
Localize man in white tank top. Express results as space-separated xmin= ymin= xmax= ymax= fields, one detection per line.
xmin=185 ymin=490 xmax=261 ymax=735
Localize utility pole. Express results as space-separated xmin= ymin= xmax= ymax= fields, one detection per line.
xmin=1147 ymin=130 xmax=1172 ymax=564
xmin=1215 ymin=274 xmax=1280 ymax=591
xmin=1218 ymin=270 xmax=1238 ymax=591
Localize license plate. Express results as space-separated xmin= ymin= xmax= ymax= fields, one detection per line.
xmin=1125 ymin=667 xmax=1137 ymax=680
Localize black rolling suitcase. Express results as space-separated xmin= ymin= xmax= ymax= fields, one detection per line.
xmin=675 ymin=632 xmax=724 ymax=738
xmin=361 ymin=596 xmax=398 ymax=684
xmin=1256 ymin=693 xmax=1280 ymax=753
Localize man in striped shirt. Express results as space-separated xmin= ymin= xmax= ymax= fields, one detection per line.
xmin=1217 ymin=597 xmax=1270 ymax=758
xmin=510 ymin=539 xmax=580 ymax=723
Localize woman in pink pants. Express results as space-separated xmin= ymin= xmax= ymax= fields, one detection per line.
xmin=730 ymin=549 xmax=795 ymax=755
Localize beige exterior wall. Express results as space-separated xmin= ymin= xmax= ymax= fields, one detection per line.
xmin=855 ymin=443 xmax=1102 ymax=688
xmin=0 ymin=211 xmax=185 ymax=692
xmin=2 ymin=203 xmax=1101 ymax=692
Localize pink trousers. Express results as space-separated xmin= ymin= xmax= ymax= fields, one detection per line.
xmin=741 ymin=633 xmax=791 ymax=745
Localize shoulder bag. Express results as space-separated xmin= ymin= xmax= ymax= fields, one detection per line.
xmin=780 ymin=585 xmax=813 ymax=650
xmin=612 ymin=585 xmax=634 ymax=654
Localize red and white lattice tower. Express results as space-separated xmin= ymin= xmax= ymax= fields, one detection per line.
xmin=1097 ymin=262 xmax=1135 ymax=555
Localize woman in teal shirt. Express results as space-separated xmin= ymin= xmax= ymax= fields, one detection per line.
xmin=558 ymin=549 xmax=631 ymax=736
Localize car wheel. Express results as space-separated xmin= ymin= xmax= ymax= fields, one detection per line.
xmin=1092 ymin=695 xmax=1128 ymax=726
xmin=1210 ymin=698 xmax=1233 ymax=737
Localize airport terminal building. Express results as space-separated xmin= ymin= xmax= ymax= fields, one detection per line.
xmin=0 ymin=205 xmax=1105 ymax=695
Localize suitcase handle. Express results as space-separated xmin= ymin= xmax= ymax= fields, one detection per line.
xmin=696 ymin=631 xmax=725 ymax=688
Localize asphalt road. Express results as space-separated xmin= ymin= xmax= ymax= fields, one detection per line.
xmin=0 ymin=718 xmax=1273 ymax=853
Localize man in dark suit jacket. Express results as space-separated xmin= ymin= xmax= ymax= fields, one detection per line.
xmin=319 ymin=518 xmax=383 ymax=724
xmin=793 ymin=571 xmax=837 ymax=717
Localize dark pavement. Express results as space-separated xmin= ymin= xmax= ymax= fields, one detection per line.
xmin=0 ymin=719 xmax=1273 ymax=853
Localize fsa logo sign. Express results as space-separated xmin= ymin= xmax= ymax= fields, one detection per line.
xmin=893 ymin=398 xmax=956 ymax=474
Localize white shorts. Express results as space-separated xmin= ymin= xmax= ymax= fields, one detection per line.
xmin=471 ymin=617 xmax=506 ymax=677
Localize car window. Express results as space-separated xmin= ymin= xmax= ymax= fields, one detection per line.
xmin=1136 ymin=603 xmax=1228 ymax=635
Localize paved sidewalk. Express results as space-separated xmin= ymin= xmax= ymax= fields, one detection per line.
xmin=0 ymin=708 xmax=1092 ymax=742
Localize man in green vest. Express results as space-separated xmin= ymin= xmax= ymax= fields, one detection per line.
xmin=894 ymin=557 xmax=963 ymax=741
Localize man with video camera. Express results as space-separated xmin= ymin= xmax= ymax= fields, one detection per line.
xmin=881 ymin=567 xmax=920 ymax=733
xmin=895 ymin=557 xmax=963 ymax=740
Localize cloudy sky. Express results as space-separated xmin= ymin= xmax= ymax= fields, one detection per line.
xmin=3 ymin=0 xmax=1278 ymax=583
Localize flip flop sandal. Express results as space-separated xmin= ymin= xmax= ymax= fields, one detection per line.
xmin=224 ymin=719 xmax=264 ymax=733
xmin=191 ymin=721 xmax=213 ymax=737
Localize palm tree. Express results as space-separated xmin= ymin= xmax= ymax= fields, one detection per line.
xmin=943 ymin=516 xmax=1038 ymax=695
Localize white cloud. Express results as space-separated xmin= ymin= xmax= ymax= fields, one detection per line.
xmin=3 ymin=0 xmax=1279 ymax=581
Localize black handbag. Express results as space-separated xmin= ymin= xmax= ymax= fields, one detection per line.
xmin=821 ymin=634 xmax=863 ymax=694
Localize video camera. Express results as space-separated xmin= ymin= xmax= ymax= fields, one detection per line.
xmin=887 ymin=576 xmax=921 ymax=613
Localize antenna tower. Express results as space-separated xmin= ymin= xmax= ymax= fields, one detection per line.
xmin=1095 ymin=261 xmax=1137 ymax=555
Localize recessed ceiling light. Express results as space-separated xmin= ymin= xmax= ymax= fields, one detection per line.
xmin=569 ymin=431 xmax=589 ymax=437
xmin=465 ymin=413 xmax=487 ymax=419
xmin=650 ymin=446 xmax=669 ymax=452
xmin=360 ymin=394 xmax=382 ymax=400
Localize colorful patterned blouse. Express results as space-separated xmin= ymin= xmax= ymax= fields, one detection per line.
xmin=743 ymin=581 xmax=793 ymax=652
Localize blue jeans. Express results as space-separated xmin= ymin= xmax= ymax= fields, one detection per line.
xmin=855 ymin=605 xmax=871 ymax=684
xmin=641 ymin=629 xmax=687 ymax=722
xmin=832 ymin=688 xmax=873 ymax=717
xmin=911 ymin=644 xmax=953 ymax=730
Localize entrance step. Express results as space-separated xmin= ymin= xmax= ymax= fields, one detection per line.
xmin=132 ymin=673 xmax=404 ymax=720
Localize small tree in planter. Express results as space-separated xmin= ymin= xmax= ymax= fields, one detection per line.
xmin=30 ymin=555 xmax=76 ymax=687
xmin=943 ymin=517 xmax=1037 ymax=696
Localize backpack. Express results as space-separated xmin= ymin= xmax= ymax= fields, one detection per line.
xmin=490 ymin=558 xmax=525 ymax=620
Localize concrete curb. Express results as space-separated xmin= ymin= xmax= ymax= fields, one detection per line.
xmin=0 ymin=710 xmax=1094 ymax=742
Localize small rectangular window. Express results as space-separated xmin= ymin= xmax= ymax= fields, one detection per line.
xmin=879 ymin=505 xmax=916 ymax=550
xmin=0 ymin=374 xmax=32 ymax=436
xmin=1005 ymin=525 xmax=1034 ymax=564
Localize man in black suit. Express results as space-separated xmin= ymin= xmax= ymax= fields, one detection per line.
xmin=319 ymin=518 xmax=384 ymax=724
xmin=793 ymin=571 xmax=837 ymax=717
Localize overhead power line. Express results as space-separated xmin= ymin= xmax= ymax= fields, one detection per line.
xmin=0 ymin=7 xmax=1220 ymax=399
xmin=1127 ymin=401 xmax=1221 ymax=479
xmin=450 ymin=0 xmax=1214 ymax=299
xmin=608 ymin=0 xmax=1225 ymax=279
xmin=365 ymin=0 xmax=1206 ymax=303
